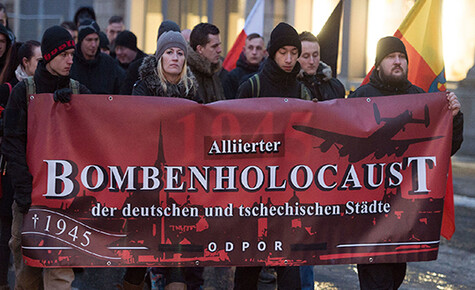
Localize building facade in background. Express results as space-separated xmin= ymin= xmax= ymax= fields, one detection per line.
xmin=4 ymin=0 xmax=475 ymax=84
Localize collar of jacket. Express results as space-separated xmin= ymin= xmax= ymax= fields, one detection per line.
xmin=261 ymin=57 xmax=300 ymax=87
xmin=33 ymin=60 xmax=71 ymax=92
xmin=235 ymin=52 xmax=262 ymax=72
xmin=297 ymin=61 xmax=332 ymax=82
xmin=187 ymin=45 xmax=223 ymax=77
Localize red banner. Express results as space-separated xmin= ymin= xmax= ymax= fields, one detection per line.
xmin=24 ymin=92 xmax=452 ymax=267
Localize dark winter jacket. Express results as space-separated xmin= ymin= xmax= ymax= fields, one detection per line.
xmin=119 ymin=57 xmax=142 ymax=95
xmin=349 ymin=69 xmax=463 ymax=156
xmin=118 ymin=49 xmax=147 ymax=71
xmin=70 ymin=46 xmax=125 ymax=94
xmin=1 ymin=61 xmax=90 ymax=213
xmin=132 ymin=55 xmax=200 ymax=102
xmin=187 ymin=46 xmax=230 ymax=103
xmin=237 ymin=57 xmax=311 ymax=100
xmin=297 ymin=61 xmax=345 ymax=101
xmin=226 ymin=52 xmax=263 ymax=98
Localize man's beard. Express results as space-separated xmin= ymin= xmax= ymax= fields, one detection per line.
xmin=379 ymin=66 xmax=408 ymax=87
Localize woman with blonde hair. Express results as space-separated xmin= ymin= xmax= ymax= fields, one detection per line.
xmin=125 ymin=31 xmax=202 ymax=290
xmin=133 ymin=30 xmax=199 ymax=102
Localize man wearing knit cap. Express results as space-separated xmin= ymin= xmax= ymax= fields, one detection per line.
xmin=114 ymin=30 xmax=147 ymax=70
xmin=236 ymin=22 xmax=310 ymax=99
xmin=2 ymin=25 xmax=90 ymax=290
xmin=234 ymin=22 xmax=309 ymax=290
xmin=349 ymin=36 xmax=463 ymax=290
xmin=119 ymin=20 xmax=181 ymax=95
xmin=70 ymin=19 xmax=124 ymax=94
xmin=187 ymin=22 xmax=232 ymax=102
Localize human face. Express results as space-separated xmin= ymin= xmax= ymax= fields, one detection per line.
xmin=115 ymin=45 xmax=137 ymax=64
xmin=81 ymin=33 xmax=99 ymax=60
xmin=46 ymin=48 xmax=74 ymax=77
xmin=298 ymin=41 xmax=320 ymax=75
xmin=197 ymin=34 xmax=222 ymax=64
xmin=377 ymin=52 xmax=408 ymax=85
xmin=23 ymin=46 xmax=42 ymax=76
xmin=243 ymin=37 xmax=265 ymax=65
xmin=0 ymin=33 xmax=6 ymax=58
xmin=274 ymin=46 xmax=299 ymax=72
xmin=106 ymin=22 xmax=124 ymax=44
xmin=161 ymin=47 xmax=185 ymax=84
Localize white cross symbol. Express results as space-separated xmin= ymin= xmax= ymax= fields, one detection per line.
xmin=32 ymin=214 xmax=39 ymax=229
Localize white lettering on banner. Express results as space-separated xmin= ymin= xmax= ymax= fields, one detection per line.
xmin=207 ymin=240 xmax=284 ymax=252
xmin=42 ymin=157 xmax=437 ymax=198
xmin=208 ymin=139 xmax=282 ymax=155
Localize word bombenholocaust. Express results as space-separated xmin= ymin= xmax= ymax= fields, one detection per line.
xmin=43 ymin=156 xmax=436 ymax=198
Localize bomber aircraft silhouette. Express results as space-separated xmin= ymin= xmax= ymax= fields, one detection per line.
xmin=293 ymin=103 xmax=443 ymax=163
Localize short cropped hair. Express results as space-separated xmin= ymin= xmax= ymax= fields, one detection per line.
xmin=299 ymin=31 xmax=319 ymax=43
xmin=190 ymin=23 xmax=220 ymax=51
xmin=108 ymin=15 xmax=123 ymax=25
xmin=247 ymin=33 xmax=263 ymax=42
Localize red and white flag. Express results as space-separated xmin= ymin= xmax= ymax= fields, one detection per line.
xmin=223 ymin=0 xmax=264 ymax=71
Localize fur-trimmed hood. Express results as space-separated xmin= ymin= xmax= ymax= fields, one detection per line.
xmin=186 ymin=44 xmax=223 ymax=77
xmin=137 ymin=55 xmax=198 ymax=99
xmin=297 ymin=61 xmax=332 ymax=81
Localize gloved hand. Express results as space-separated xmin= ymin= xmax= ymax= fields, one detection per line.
xmin=53 ymin=88 xmax=73 ymax=103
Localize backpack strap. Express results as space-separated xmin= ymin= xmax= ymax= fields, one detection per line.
xmin=69 ymin=79 xmax=80 ymax=95
xmin=248 ymin=74 xmax=260 ymax=97
xmin=24 ymin=76 xmax=36 ymax=106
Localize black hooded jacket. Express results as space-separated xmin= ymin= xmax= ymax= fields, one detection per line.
xmin=226 ymin=52 xmax=263 ymax=98
xmin=1 ymin=61 xmax=89 ymax=213
xmin=297 ymin=62 xmax=345 ymax=101
xmin=237 ymin=57 xmax=310 ymax=99
xmin=349 ymin=69 xmax=463 ymax=156
xmin=70 ymin=40 xmax=124 ymax=94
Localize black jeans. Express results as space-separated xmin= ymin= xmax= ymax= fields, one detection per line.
xmin=357 ymin=263 xmax=407 ymax=290
xmin=234 ymin=266 xmax=301 ymax=290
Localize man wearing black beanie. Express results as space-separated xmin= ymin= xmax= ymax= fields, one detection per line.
xmin=234 ymin=22 xmax=310 ymax=290
xmin=2 ymin=25 xmax=90 ymax=290
xmin=70 ymin=19 xmax=124 ymax=94
xmin=114 ymin=30 xmax=147 ymax=70
xmin=349 ymin=36 xmax=463 ymax=290
xmin=236 ymin=22 xmax=310 ymax=99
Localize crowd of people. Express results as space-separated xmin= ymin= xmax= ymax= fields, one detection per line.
xmin=0 ymin=4 xmax=464 ymax=290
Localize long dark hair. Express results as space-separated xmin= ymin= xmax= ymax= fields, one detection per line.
xmin=0 ymin=40 xmax=40 ymax=84
xmin=0 ymin=42 xmax=22 ymax=84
